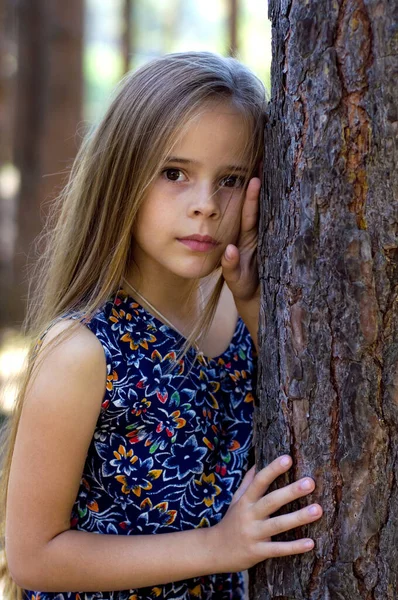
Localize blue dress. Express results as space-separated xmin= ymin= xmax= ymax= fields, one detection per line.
xmin=24 ymin=289 xmax=256 ymax=600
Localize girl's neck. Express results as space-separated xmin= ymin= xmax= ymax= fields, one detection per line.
xmin=122 ymin=264 xmax=212 ymax=329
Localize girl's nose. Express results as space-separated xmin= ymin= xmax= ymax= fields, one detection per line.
xmin=188 ymin=182 xmax=220 ymax=219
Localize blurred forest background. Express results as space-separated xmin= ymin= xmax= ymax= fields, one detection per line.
xmin=0 ymin=1 xmax=271 ymax=422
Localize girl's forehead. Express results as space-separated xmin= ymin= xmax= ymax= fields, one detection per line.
xmin=167 ymin=102 xmax=252 ymax=165
xmin=184 ymin=101 xmax=249 ymax=133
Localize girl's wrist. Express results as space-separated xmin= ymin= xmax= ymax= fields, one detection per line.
xmin=234 ymin=285 xmax=260 ymax=309
xmin=234 ymin=295 xmax=260 ymax=354
xmin=207 ymin=523 xmax=235 ymax=575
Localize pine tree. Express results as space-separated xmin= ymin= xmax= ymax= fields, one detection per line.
xmin=250 ymin=1 xmax=398 ymax=597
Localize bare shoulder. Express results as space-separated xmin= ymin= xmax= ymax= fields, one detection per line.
xmin=20 ymin=317 xmax=108 ymax=436
xmin=23 ymin=316 xmax=107 ymax=420
xmin=37 ymin=318 xmax=105 ymax=365
xmin=29 ymin=318 xmax=106 ymax=391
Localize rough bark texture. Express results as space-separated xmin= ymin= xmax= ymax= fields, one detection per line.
xmin=12 ymin=0 xmax=83 ymax=325
xmin=250 ymin=1 xmax=397 ymax=598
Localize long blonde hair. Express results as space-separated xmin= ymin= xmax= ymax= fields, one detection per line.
xmin=0 ymin=51 xmax=266 ymax=598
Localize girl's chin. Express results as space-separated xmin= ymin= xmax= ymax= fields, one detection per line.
xmin=173 ymin=260 xmax=220 ymax=279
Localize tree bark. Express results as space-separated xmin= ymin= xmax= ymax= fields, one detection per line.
xmin=250 ymin=1 xmax=397 ymax=598
xmin=12 ymin=0 xmax=83 ymax=326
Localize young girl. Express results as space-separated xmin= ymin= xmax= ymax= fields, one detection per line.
xmin=2 ymin=51 xmax=322 ymax=600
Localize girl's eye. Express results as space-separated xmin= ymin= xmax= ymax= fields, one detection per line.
xmin=162 ymin=168 xmax=186 ymax=182
xmin=219 ymin=175 xmax=245 ymax=189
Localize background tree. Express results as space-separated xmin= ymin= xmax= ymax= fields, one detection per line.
xmin=12 ymin=0 xmax=83 ymax=326
xmin=250 ymin=0 xmax=397 ymax=598
xmin=0 ymin=0 xmax=17 ymax=332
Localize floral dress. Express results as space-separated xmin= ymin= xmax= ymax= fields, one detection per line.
xmin=24 ymin=289 xmax=256 ymax=600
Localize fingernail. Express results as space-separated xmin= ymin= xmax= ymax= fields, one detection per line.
xmin=308 ymin=505 xmax=320 ymax=516
xmin=301 ymin=478 xmax=313 ymax=490
xmin=225 ymin=246 xmax=233 ymax=260
xmin=280 ymin=456 xmax=290 ymax=467
xmin=304 ymin=539 xmax=314 ymax=549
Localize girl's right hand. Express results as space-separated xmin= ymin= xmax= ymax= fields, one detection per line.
xmin=212 ymin=455 xmax=322 ymax=572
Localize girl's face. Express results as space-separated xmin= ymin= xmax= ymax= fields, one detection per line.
xmin=131 ymin=101 xmax=252 ymax=283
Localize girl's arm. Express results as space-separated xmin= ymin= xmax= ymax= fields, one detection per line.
xmin=234 ymin=294 xmax=260 ymax=354
xmin=6 ymin=323 xmax=322 ymax=593
xmin=5 ymin=323 xmax=216 ymax=592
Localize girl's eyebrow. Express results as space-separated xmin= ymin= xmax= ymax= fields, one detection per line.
xmin=166 ymin=156 xmax=249 ymax=173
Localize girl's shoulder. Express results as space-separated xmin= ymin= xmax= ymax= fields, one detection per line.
xmin=34 ymin=317 xmax=107 ymax=375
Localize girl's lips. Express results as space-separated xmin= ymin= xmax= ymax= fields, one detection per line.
xmin=178 ymin=239 xmax=219 ymax=252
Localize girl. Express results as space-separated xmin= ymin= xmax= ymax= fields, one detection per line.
xmin=1 ymin=52 xmax=322 ymax=600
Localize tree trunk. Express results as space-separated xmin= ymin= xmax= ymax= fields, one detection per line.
xmin=0 ymin=0 xmax=15 ymax=167
xmin=228 ymin=0 xmax=239 ymax=57
xmin=0 ymin=0 xmax=17 ymax=331
xmin=122 ymin=0 xmax=133 ymax=74
xmin=12 ymin=0 xmax=83 ymax=326
xmin=250 ymin=1 xmax=397 ymax=598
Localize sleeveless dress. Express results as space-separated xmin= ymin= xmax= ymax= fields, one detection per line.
xmin=24 ymin=288 xmax=256 ymax=600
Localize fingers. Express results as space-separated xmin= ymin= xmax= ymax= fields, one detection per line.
xmin=221 ymin=244 xmax=241 ymax=284
xmin=240 ymin=177 xmax=261 ymax=234
xmin=231 ymin=465 xmax=256 ymax=506
xmin=258 ymin=503 xmax=323 ymax=539
xmin=244 ymin=455 xmax=292 ymax=504
xmin=217 ymin=454 xmax=322 ymax=570
xmin=253 ymin=476 xmax=316 ymax=520
xmin=221 ymin=176 xmax=260 ymax=292
xmin=246 ymin=456 xmax=322 ymax=560
xmin=259 ymin=538 xmax=315 ymax=558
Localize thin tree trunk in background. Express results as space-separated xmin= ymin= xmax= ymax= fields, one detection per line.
xmin=122 ymin=0 xmax=132 ymax=74
xmin=0 ymin=0 xmax=15 ymax=167
xmin=12 ymin=0 xmax=83 ymax=326
xmin=229 ymin=0 xmax=238 ymax=57
xmin=0 ymin=0 xmax=17 ymax=331
xmin=250 ymin=0 xmax=397 ymax=598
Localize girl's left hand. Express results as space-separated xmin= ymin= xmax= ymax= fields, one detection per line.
xmin=221 ymin=176 xmax=261 ymax=304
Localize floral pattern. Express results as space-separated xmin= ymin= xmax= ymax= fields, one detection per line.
xmin=24 ymin=289 xmax=256 ymax=600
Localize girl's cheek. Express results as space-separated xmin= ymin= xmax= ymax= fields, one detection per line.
xmin=223 ymin=195 xmax=243 ymax=219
